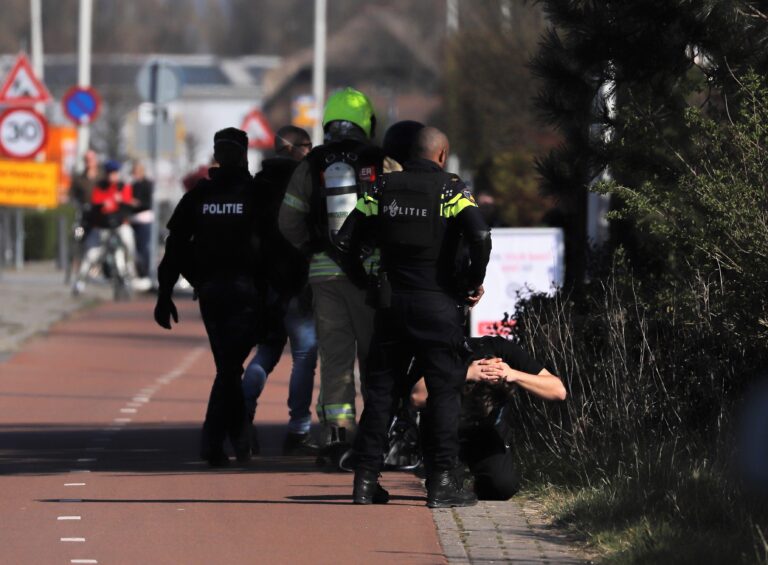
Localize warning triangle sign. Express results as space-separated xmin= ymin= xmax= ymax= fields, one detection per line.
xmin=241 ymin=109 xmax=275 ymax=150
xmin=0 ymin=53 xmax=51 ymax=106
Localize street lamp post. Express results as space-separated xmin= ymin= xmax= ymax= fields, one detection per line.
xmin=312 ymin=0 xmax=327 ymax=146
xmin=76 ymin=0 xmax=93 ymax=170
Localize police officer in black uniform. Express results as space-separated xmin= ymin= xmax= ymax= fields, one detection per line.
xmin=154 ymin=127 xmax=264 ymax=467
xmin=338 ymin=127 xmax=492 ymax=507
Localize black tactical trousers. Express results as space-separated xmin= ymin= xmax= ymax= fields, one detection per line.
xmin=354 ymin=290 xmax=469 ymax=472
xmin=197 ymin=274 xmax=261 ymax=455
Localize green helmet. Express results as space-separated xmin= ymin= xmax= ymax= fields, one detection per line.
xmin=322 ymin=87 xmax=375 ymax=138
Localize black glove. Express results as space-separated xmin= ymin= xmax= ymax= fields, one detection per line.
xmin=154 ymin=295 xmax=178 ymax=329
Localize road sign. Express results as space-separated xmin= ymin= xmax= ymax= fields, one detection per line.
xmin=62 ymin=86 xmax=101 ymax=125
xmin=292 ymin=95 xmax=319 ymax=130
xmin=136 ymin=60 xmax=183 ymax=104
xmin=0 ymin=160 xmax=59 ymax=208
xmin=0 ymin=53 xmax=51 ymax=106
xmin=0 ymin=108 xmax=48 ymax=159
xmin=241 ymin=109 xmax=275 ymax=150
xmin=45 ymin=125 xmax=78 ymax=198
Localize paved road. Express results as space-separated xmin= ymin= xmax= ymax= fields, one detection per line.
xmin=0 ymin=298 xmax=443 ymax=565
xmin=1 ymin=273 xmax=587 ymax=565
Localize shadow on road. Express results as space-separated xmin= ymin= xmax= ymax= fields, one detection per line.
xmin=0 ymin=422 xmax=332 ymax=476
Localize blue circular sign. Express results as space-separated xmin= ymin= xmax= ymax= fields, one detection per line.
xmin=62 ymin=86 xmax=101 ymax=125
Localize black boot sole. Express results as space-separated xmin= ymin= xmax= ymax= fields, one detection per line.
xmin=353 ymin=495 xmax=389 ymax=505
xmin=427 ymin=497 xmax=478 ymax=509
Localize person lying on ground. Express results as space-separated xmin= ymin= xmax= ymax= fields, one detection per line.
xmin=405 ymin=335 xmax=566 ymax=500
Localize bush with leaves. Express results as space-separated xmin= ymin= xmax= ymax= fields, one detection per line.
xmin=509 ymin=72 xmax=768 ymax=562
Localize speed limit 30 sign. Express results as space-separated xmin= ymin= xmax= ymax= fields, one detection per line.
xmin=0 ymin=107 xmax=48 ymax=159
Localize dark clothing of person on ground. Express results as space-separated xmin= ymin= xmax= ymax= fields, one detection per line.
xmin=341 ymin=126 xmax=492 ymax=508
xmin=400 ymin=336 xmax=567 ymax=500
xmin=154 ymin=127 xmax=265 ymax=467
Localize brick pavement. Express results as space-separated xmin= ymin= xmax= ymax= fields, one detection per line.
xmin=433 ymin=499 xmax=588 ymax=564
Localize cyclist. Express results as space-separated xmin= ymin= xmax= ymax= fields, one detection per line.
xmin=72 ymin=160 xmax=138 ymax=296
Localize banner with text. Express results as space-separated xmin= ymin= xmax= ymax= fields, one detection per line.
xmin=470 ymin=228 xmax=564 ymax=337
xmin=0 ymin=160 xmax=60 ymax=208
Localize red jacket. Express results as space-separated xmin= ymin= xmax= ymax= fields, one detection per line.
xmin=91 ymin=181 xmax=133 ymax=214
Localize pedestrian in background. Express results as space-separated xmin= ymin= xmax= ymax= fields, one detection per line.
xmin=154 ymin=128 xmax=265 ymax=467
xmin=242 ymin=125 xmax=319 ymax=456
xmin=129 ymin=160 xmax=154 ymax=289
xmin=68 ymin=150 xmax=101 ymax=279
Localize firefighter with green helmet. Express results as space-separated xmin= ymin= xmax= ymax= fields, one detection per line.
xmin=278 ymin=87 xmax=384 ymax=465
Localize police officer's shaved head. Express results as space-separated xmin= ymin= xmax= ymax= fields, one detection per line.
xmin=413 ymin=127 xmax=450 ymax=169
xmin=275 ymin=126 xmax=312 ymax=161
xmin=213 ymin=127 xmax=248 ymax=168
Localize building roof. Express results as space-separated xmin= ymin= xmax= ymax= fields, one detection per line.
xmin=0 ymin=53 xmax=281 ymax=102
xmin=263 ymin=6 xmax=441 ymax=107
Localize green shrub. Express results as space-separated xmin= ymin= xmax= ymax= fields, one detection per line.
xmin=23 ymin=206 xmax=74 ymax=261
xmin=510 ymin=73 xmax=768 ymax=563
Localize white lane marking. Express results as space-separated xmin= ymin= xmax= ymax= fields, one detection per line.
xmin=76 ymin=458 xmax=96 ymax=463
xmin=60 ymin=537 xmax=86 ymax=542
xmin=132 ymin=396 xmax=149 ymax=402
xmin=57 ymin=516 xmax=81 ymax=521
xmin=64 ymin=483 xmax=86 ymax=487
xmin=71 ymin=560 xmax=98 ymax=564
xmin=120 ymin=408 xmax=137 ymax=413
xmin=127 ymin=402 xmax=142 ymax=407
xmin=113 ymin=418 xmax=131 ymax=423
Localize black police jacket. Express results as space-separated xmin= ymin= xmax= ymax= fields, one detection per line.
xmin=254 ymin=157 xmax=308 ymax=296
xmin=158 ymin=166 xmax=263 ymax=294
xmin=338 ymin=158 xmax=491 ymax=297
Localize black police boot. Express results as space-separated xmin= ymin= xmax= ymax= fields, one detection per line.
xmin=200 ymin=424 xmax=229 ymax=467
xmin=353 ymin=469 xmax=390 ymax=505
xmin=230 ymin=418 xmax=252 ymax=465
xmin=426 ymin=468 xmax=478 ymax=509
xmin=282 ymin=432 xmax=320 ymax=456
xmin=251 ymin=425 xmax=261 ymax=456
xmin=316 ymin=425 xmax=352 ymax=470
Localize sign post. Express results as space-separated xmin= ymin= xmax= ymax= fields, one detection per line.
xmin=136 ymin=59 xmax=183 ymax=286
xmin=0 ymin=53 xmax=52 ymax=270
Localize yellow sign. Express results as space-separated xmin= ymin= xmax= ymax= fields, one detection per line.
xmin=292 ymin=95 xmax=318 ymax=130
xmin=0 ymin=160 xmax=60 ymax=208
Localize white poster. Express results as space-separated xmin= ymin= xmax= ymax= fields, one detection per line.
xmin=470 ymin=228 xmax=564 ymax=337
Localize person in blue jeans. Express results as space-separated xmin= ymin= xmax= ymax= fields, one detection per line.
xmin=242 ymin=126 xmax=319 ymax=455
xmin=243 ymin=289 xmax=318 ymax=454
